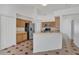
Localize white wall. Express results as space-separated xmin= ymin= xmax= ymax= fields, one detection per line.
xmin=15 ymin=5 xmax=36 ymax=18
xmin=60 ymin=15 xmax=79 ymax=40
xmin=0 ymin=5 xmax=35 ymax=49
xmin=35 ymin=22 xmax=41 ymax=32
xmin=0 ymin=16 xmax=16 ymax=49
xmin=60 ymin=16 xmax=72 ymax=39
xmin=53 ymin=7 xmax=79 ymax=39
xmin=53 ymin=7 xmax=79 ymax=16
xmin=0 ymin=16 xmax=1 ymax=49
xmin=73 ymin=19 xmax=79 ymax=47
xmin=0 ymin=5 xmax=16 ymax=17
xmin=0 ymin=5 xmax=16 ymax=50
xmin=0 ymin=5 xmax=37 ymax=50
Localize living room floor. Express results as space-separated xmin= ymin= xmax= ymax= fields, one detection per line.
xmin=0 ymin=39 xmax=79 ymax=55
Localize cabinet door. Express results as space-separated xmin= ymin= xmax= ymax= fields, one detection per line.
xmin=16 ymin=19 xmax=21 ymax=27
xmin=22 ymin=33 xmax=27 ymax=41
xmin=20 ymin=20 xmax=25 ymax=27
xmin=16 ymin=18 xmax=25 ymax=27
xmin=16 ymin=34 xmax=23 ymax=43
xmin=55 ymin=16 xmax=60 ymax=28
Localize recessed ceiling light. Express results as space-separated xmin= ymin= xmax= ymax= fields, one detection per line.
xmin=42 ymin=4 xmax=47 ymax=6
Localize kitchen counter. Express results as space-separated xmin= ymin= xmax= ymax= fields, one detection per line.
xmin=16 ymin=32 xmax=27 ymax=34
xmin=33 ymin=32 xmax=60 ymax=35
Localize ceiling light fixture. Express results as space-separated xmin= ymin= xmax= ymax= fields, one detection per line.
xmin=42 ymin=4 xmax=47 ymax=6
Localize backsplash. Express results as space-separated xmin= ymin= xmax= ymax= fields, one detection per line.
xmin=41 ymin=27 xmax=59 ymax=32
xmin=17 ymin=27 xmax=25 ymax=32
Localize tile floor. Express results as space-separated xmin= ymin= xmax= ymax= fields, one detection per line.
xmin=0 ymin=39 xmax=79 ymax=55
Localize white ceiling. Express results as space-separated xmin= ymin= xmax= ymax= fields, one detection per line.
xmin=35 ymin=4 xmax=79 ymax=16
xmin=14 ymin=4 xmax=79 ymax=18
xmin=3 ymin=4 xmax=79 ymax=14
xmin=13 ymin=4 xmax=79 ymax=16
xmin=0 ymin=4 xmax=79 ymax=17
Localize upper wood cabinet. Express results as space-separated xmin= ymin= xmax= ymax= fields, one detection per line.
xmin=55 ymin=16 xmax=60 ymax=28
xmin=16 ymin=18 xmax=26 ymax=27
xmin=54 ymin=16 xmax=60 ymax=32
xmin=16 ymin=18 xmax=32 ymax=27
xmin=42 ymin=22 xmax=56 ymax=28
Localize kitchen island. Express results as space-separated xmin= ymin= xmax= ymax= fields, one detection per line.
xmin=33 ymin=32 xmax=63 ymax=53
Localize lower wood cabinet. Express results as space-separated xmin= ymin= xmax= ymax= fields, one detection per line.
xmin=16 ymin=32 xmax=27 ymax=44
xmin=22 ymin=33 xmax=27 ymax=41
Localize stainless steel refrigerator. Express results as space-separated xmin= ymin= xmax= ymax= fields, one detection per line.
xmin=25 ymin=23 xmax=35 ymax=40
xmin=29 ymin=23 xmax=35 ymax=40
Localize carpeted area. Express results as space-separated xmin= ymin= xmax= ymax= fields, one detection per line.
xmin=0 ymin=39 xmax=79 ymax=55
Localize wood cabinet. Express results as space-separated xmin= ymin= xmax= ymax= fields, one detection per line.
xmin=16 ymin=18 xmax=32 ymax=27
xmin=16 ymin=32 xmax=27 ymax=44
xmin=54 ymin=16 xmax=60 ymax=32
xmin=16 ymin=33 xmax=23 ymax=43
xmin=41 ymin=16 xmax=60 ymax=32
xmin=16 ymin=18 xmax=32 ymax=44
xmin=20 ymin=20 xmax=25 ymax=27
xmin=42 ymin=22 xmax=56 ymax=27
xmin=22 ymin=33 xmax=27 ymax=41
xmin=16 ymin=18 xmax=26 ymax=27
xmin=55 ymin=16 xmax=60 ymax=28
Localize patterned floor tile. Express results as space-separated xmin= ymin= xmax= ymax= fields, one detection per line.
xmin=0 ymin=39 xmax=79 ymax=55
